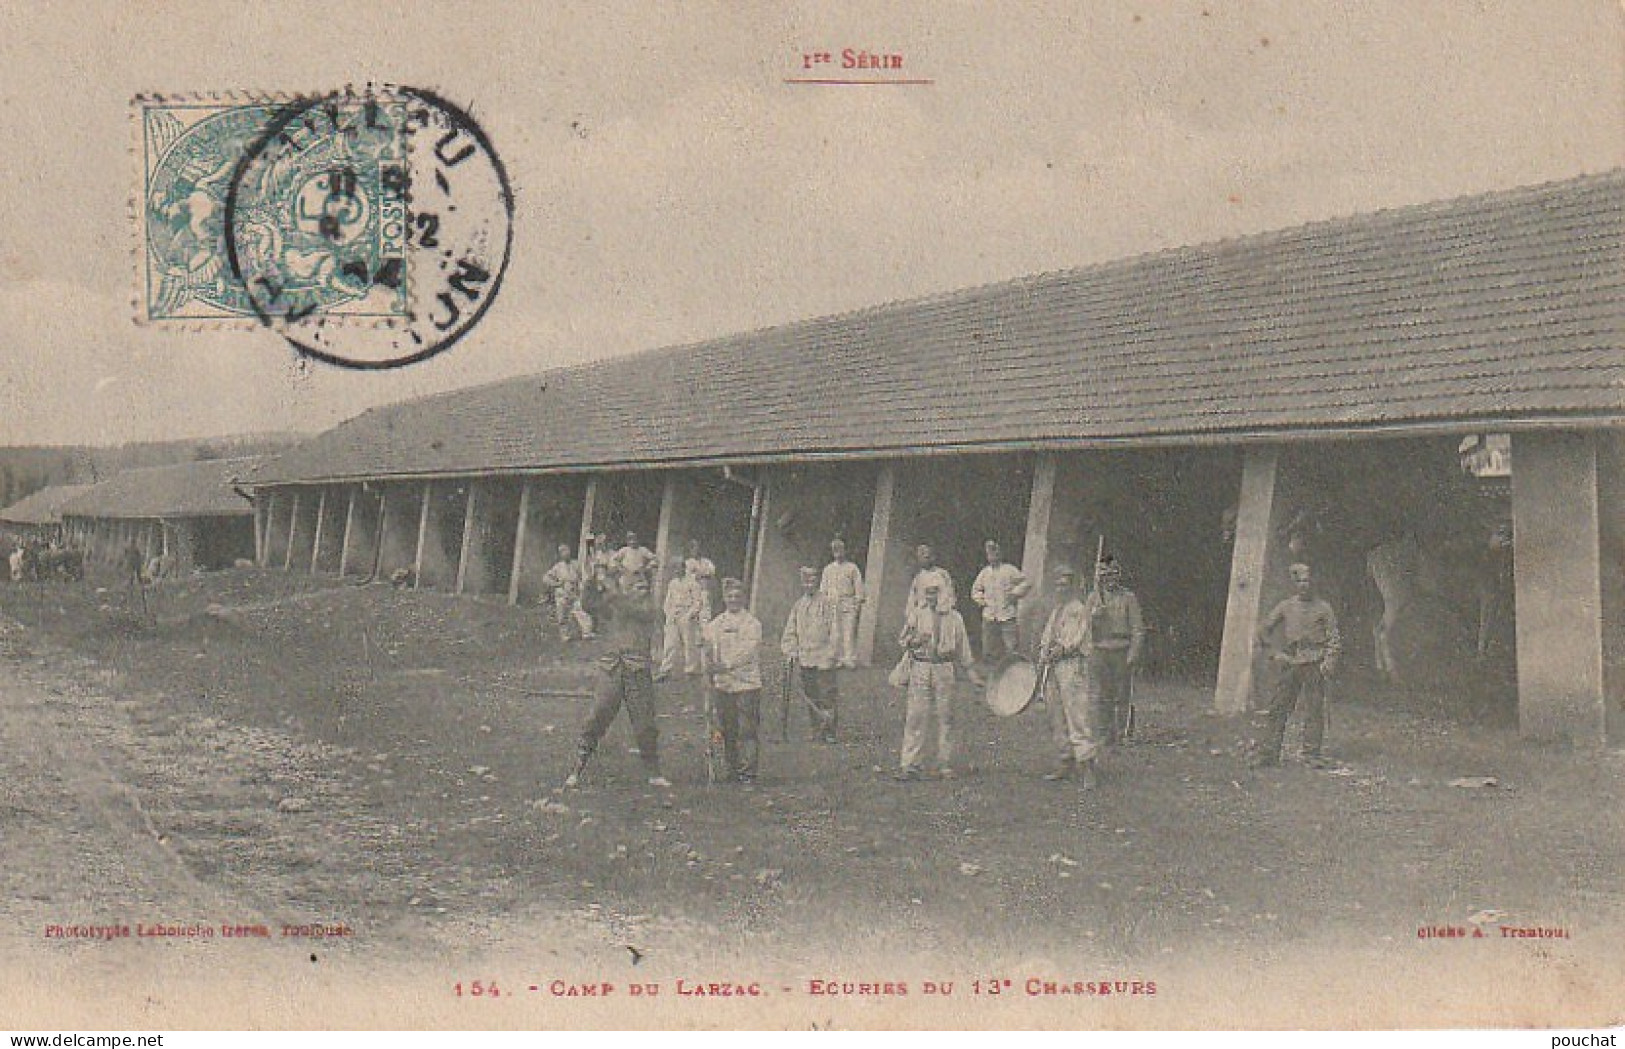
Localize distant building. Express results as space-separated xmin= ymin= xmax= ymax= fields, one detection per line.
xmin=0 ymin=483 xmax=97 ymax=544
xmin=62 ymin=458 xmax=261 ymax=573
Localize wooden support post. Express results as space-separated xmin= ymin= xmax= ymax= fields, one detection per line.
xmin=508 ymin=481 xmax=533 ymax=605
xmin=456 ymin=481 xmax=481 ymax=594
xmin=309 ymin=488 xmax=328 ymax=574
xmin=259 ymin=492 xmax=277 ymax=566
xmin=654 ymin=473 xmax=677 ymax=581
xmin=1513 ymin=432 xmax=1607 ymax=744
xmin=1021 ymin=452 xmax=1058 ymax=599
xmin=742 ymin=481 xmax=765 ymax=601
xmin=337 ymin=488 xmax=359 ymax=577
xmin=252 ymin=496 xmax=266 ymax=567
xmin=748 ymin=474 xmax=775 ymax=615
xmin=1018 ymin=452 xmax=1060 ymax=650
xmin=1214 ymin=447 xmax=1280 ymax=715
xmin=1598 ymin=431 xmax=1625 ymax=745
xmin=413 ymin=481 xmax=432 ymax=590
xmin=577 ymin=476 xmax=599 ymax=566
xmin=372 ymin=488 xmax=391 ymax=579
xmin=283 ymin=491 xmax=301 ymax=571
xmin=856 ymin=462 xmax=896 ymax=667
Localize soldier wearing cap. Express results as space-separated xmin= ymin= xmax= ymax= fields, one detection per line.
xmin=702 ymin=578 xmax=765 ymax=783
xmin=1039 ymin=563 xmax=1100 ymax=787
xmin=657 ymin=556 xmax=706 ymax=681
xmin=609 ymin=531 xmax=658 ymax=592
xmin=971 ymin=539 xmax=1031 ymax=663
xmin=1253 ymin=562 xmax=1342 ymax=768
xmin=588 ymin=532 xmax=612 ymax=579
xmin=895 ymin=575 xmax=975 ymax=780
xmin=782 ymin=565 xmax=841 ymax=742
xmin=540 ymin=543 xmax=592 ymax=641
xmin=1083 ymin=554 xmax=1145 ymax=745
xmin=684 ymin=538 xmax=718 ymax=622
xmin=566 ymin=571 xmax=669 ymax=789
xmin=820 ymin=538 xmax=865 ymax=669
xmin=907 ymin=543 xmax=956 ymax=613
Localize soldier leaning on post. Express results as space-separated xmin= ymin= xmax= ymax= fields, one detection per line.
xmin=566 ymin=571 xmax=670 ymax=789
xmin=820 ymin=538 xmax=864 ymax=670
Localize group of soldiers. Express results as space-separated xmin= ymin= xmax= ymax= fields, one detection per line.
xmin=5 ymin=536 xmax=85 ymax=583
xmin=556 ymin=532 xmax=870 ymax=789
xmin=548 ymin=529 xmax=1342 ymax=790
xmin=536 ymin=530 xmax=668 ymax=644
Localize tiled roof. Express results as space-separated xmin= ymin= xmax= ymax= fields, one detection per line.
xmin=62 ymin=458 xmax=261 ymax=520
xmin=255 ymin=170 xmax=1625 ymax=486
xmin=0 ymin=484 xmax=97 ymax=526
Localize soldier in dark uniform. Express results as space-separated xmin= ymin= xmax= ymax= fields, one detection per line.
xmin=566 ymin=572 xmax=670 ymax=788
xmin=121 ymin=538 xmax=147 ymax=608
xmin=1253 ymin=562 xmax=1342 ymax=768
xmin=1083 ymin=555 xmax=1145 ymax=745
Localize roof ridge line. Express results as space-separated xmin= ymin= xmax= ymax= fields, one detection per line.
xmin=345 ymin=168 xmax=1625 ymax=412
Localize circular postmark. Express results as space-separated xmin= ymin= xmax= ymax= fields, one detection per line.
xmin=223 ymin=86 xmax=513 ymax=370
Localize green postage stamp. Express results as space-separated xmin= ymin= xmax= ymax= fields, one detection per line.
xmin=133 ymin=87 xmax=512 ymax=369
xmin=137 ymin=93 xmax=409 ymax=324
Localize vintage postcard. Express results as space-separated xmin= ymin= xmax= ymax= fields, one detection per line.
xmin=1 ymin=0 xmax=1622 ymax=1034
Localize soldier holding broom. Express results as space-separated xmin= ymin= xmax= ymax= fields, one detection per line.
xmin=1082 ymin=554 xmax=1145 ymax=746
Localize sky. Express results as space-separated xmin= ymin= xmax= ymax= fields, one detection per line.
xmin=0 ymin=0 xmax=1621 ymax=446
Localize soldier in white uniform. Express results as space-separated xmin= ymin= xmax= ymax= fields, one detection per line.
xmin=970 ymin=538 xmax=1030 ymax=663
xmin=820 ymin=538 xmax=864 ymax=669
xmin=658 ymin=557 xmax=706 ymax=680
xmin=907 ymin=543 xmax=956 ymax=612
xmin=895 ymin=577 xmax=974 ymax=780
xmin=683 ymin=538 xmax=718 ymax=622
xmin=540 ymin=543 xmax=592 ymax=641
xmin=1039 ymin=563 xmax=1101 ymax=788
xmin=702 ymin=579 xmax=765 ymax=783
xmin=781 ymin=566 xmax=841 ymax=742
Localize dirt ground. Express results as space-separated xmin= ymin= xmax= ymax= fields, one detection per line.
xmin=0 ymin=567 xmax=1621 ymax=1030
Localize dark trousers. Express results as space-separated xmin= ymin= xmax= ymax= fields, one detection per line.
xmin=799 ymin=666 xmax=838 ymax=740
xmin=579 ymin=657 xmax=659 ymax=771
xmin=1088 ymin=647 xmax=1132 ymax=744
xmin=713 ymin=688 xmax=762 ymax=780
xmin=981 ymin=619 xmax=1020 ymax=663
xmin=1263 ymin=662 xmax=1326 ymax=760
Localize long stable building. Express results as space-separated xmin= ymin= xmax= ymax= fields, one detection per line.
xmin=0 ymin=483 xmax=97 ymax=543
xmin=63 ymin=457 xmax=260 ymax=573
xmin=249 ymin=171 xmax=1625 ymax=746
